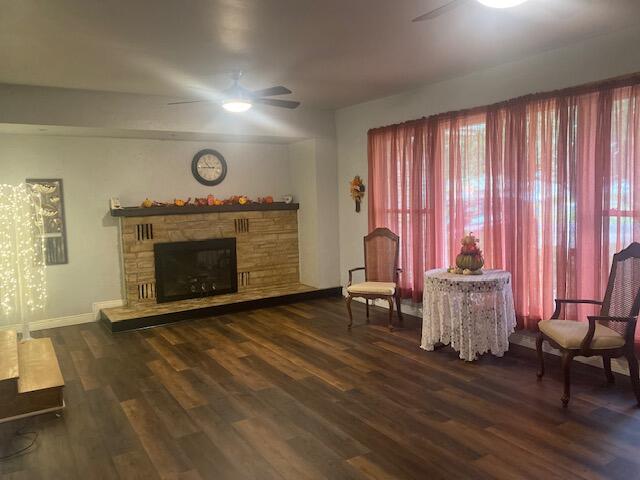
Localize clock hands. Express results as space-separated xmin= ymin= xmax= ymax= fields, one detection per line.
xmin=192 ymin=149 xmax=226 ymax=185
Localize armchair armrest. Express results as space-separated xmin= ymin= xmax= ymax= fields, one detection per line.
xmin=551 ymin=298 xmax=603 ymax=319
xmin=581 ymin=315 xmax=638 ymax=351
xmin=348 ymin=267 xmax=365 ymax=286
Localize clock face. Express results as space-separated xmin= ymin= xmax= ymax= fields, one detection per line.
xmin=191 ymin=149 xmax=227 ymax=186
xmin=197 ymin=154 xmax=223 ymax=181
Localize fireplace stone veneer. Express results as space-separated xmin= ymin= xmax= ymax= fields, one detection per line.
xmin=117 ymin=208 xmax=299 ymax=307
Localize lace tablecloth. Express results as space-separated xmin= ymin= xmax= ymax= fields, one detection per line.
xmin=421 ymin=269 xmax=516 ymax=361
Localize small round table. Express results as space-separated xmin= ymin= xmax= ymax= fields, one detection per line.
xmin=421 ymin=269 xmax=516 ymax=361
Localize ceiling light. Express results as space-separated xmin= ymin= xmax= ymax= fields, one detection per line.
xmin=476 ymin=0 xmax=528 ymax=8
xmin=222 ymin=99 xmax=252 ymax=112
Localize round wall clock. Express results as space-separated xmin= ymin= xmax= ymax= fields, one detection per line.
xmin=191 ymin=149 xmax=227 ymax=186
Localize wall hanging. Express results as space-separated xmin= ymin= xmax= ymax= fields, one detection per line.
xmin=26 ymin=178 xmax=68 ymax=265
xmin=350 ymin=175 xmax=365 ymax=212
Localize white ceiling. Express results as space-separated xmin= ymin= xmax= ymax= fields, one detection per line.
xmin=1 ymin=0 xmax=639 ymax=109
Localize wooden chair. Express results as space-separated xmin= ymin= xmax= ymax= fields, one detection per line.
xmin=346 ymin=227 xmax=403 ymax=330
xmin=536 ymin=242 xmax=640 ymax=407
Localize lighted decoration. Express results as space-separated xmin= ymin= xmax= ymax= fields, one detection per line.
xmin=477 ymin=0 xmax=528 ymax=8
xmin=0 ymin=184 xmax=47 ymax=339
xmin=448 ymin=232 xmax=484 ymax=275
xmin=350 ymin=176 xmax=366 ymax=212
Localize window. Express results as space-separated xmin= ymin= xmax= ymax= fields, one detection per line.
xmin=368 ymin=77 xmax=640 ymax=339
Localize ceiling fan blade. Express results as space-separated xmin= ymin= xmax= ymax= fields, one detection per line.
xmin=254 ymin=98 xmax=300 ymax=109
xmin=167 ymin=99 xmax=212 ymax=105
xmin=412 ymin=0 xmax=468 ymax=22
xmin=251 ymin=85 xmax=292 ymax=97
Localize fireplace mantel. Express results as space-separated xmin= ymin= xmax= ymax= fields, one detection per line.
xmin=110 ymin=202 xmax=299 ymax=217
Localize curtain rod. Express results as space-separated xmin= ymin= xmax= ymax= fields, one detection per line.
xmin=368 ymin=72 xmax=640 ymax=134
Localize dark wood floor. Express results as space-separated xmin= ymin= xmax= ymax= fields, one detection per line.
xmin=1 ymin=298 xmax=640 ymax=480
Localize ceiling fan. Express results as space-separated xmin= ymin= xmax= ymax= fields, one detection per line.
xmin=168 ymin=72 xmax=300 ymax=112
xmin=412 ymin=0 xmax=528 ymax=22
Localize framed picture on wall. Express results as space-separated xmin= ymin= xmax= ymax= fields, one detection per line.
xmin=26 ymin=178 xmax=68 ymax=265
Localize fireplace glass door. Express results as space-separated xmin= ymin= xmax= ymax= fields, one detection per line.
xmin=154 ymin=238 xmax=237 ymax=303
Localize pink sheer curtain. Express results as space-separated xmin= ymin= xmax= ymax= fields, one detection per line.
xmin=484 ymin=94 xmax=607 ymax=326
xmin=369 ymin=120 xmax=429 ymax=302
xmin=368 ymin=75 xmax=640 ymax=342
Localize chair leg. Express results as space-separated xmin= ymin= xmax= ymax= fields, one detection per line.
xmin=626 ymin=352 xmax=640 ymax=406
xmin=603 ymin=356 xmax=615 ymax=384
xmin=536 ymin=333 xmax=544 ymax=379
xmin=395 ymin=293 xmax=403 ymax=326
xmin=365 ymin=299 xmax=370 ymax=323
xmin=561 ymin=351 xmax=574 ymax=408
xmin=387 ymin=297 xmax=394 ymax=332
xmin=346 ymin=295 xmax=354 ymax=330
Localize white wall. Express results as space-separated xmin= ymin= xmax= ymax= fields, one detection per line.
xmin=289 ymin=138 xmax=340 ymax=288
xmin=335 ymin=25 xmax=640 ymax=292
xmin=0 ymin=134 xmax=295 ymax=320
xmin=313 ymin=138 xmax=340 ymax=288
xmin=289 ymin=139 xmax=318 ymax=286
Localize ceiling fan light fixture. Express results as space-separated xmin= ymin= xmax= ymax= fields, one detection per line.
xmin=222 ymin=98 xmax=253 ymax=113
xmin=476 ymin=0 xmax=528 ymax=8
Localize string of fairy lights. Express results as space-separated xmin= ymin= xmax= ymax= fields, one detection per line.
xmin=0 ymin=184 xmax=46 ymax=325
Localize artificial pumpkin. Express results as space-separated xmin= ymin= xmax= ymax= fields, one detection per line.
xmin=174 ymin=197 xmax=191 ymax=207
xmin=454 ymin=232 xmax=484 ymax=273
xmin=455 ymin=253 xmax=484 ymax=271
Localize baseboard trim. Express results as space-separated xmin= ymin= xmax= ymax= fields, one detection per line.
xmin=0 ymin=312 xmax=95 ymax=333
xmin=0 ymin=299 xmax=125 ymax=333
xmin=348 ymin=293 xmax=423 ymax=317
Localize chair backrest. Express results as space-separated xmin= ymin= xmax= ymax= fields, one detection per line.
xmin=364 ymin=228 xmax=399 ymax=283
xmin=601 ymin=242 xmax=640 ymax=337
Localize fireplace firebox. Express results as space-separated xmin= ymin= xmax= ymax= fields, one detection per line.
xmin=154 ymin=238 xmax=237 ymax=303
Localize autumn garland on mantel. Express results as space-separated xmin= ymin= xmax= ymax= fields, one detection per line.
xmin=139 ymin=194 xmax=275 ymax=208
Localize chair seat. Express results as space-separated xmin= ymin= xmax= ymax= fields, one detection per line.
xmin=347 ymin=281 xmax=396 ymax=296
xmin=538 ymin=319 xmax=625 ymax=350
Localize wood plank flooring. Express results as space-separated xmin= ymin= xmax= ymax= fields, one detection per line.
xmin=1 ymin=297 xmax=640 ymax=479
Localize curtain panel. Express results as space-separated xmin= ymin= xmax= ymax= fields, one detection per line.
xmin=368 ymin=75 xmax=640 ymax=342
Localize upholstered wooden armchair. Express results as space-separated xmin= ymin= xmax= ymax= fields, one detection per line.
xmin=536 ymin=242 xmax=640 ymax=407
xmin=345 ymin=227 xmax=403 ymax=330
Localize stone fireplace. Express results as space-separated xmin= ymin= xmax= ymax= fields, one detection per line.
xmin=154 ymin=238 xmax=238 ymax=303
xmin=115 ymin=204 xmax=300 ymax=308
